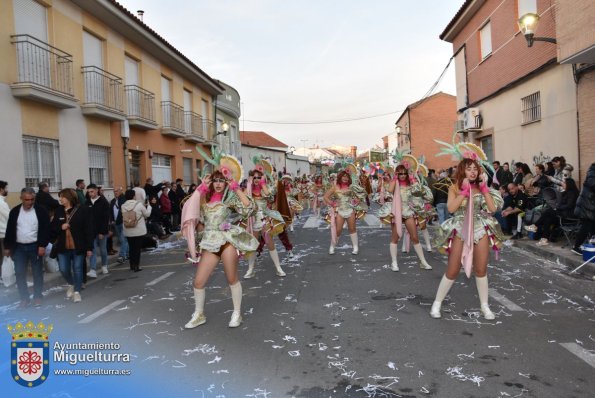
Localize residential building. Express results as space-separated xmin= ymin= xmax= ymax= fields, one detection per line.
xmin=240 ymin=131 xmax=287 ymax=175
xmin=1 ymin=0 xmax=222 ymax=206
xmin=214 ymin=80 xmax=241 ymax=159
xmin=285 ymin=154 xmax=310 ymax=177
xmin=555 ymin=0 xmax=595 ymax=182
xmin=441 ymin=0 xmax=580 ymax=177
xmin=389 ymin=92 xmax=457 ymax=171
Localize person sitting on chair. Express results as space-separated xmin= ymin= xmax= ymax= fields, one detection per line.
xmin=501 ymin=183 xmax=528 ymax=239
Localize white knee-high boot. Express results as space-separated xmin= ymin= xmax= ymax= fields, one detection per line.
xmin=329 ymin=235 xmax=337 ymax=254
xmin=185 ymin=288 xmax=206 ymax=328
xmin=475 ymin=276 xmax=495 ymax=320
xmin=269 ymin=249 xmax=286 ymax=276
xmin=228 ymin=282 xmax=243 ymax=327
xmin=350 ymin=233 xmax=359 ymax=255
xmin=401 ymin=230 xmax=409 ymax=253
xmin=422 ymin=229 xmax=432 ymax=252
xmin=389 ymin=243 xmax=399 ymax=271
xmin=413 ymin=243 xmax=432 ymax=269
xmin=244 ymin=254 xmax=256 ymax=279
xmin=430 ymin=275 xmax=455 ymax=318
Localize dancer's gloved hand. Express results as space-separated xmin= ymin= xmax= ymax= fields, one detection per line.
xmin=460 ymin=178 xmax=471 ymax=198
xmin=479 ymin=173 xmax=489 ymax=194
xmin=198 ymin=176 xmax=210 ymax=194
xmin=229 ymin=180 xmax=240 ymax=192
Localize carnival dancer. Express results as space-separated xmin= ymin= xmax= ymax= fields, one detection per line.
xmin=181 ymin=150 xmax=258 ymax=328
xmin=311 ymin=175 xmax=325 ymax=218
xmin=323 ymin=164 xmax=367 ymax=255
xmin=429 ymin=139 xmax=504 ymax=320
xmin=283 ymin=175 xmax=303 ymax=231
xmin=377 ymin=152 xmax=433 ymax=271
xmin=244 ymin=157 xmax=287 ymax=279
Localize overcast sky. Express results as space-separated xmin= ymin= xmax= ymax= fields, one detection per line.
xmin=117 ymin=0 xmax=461 ymax=151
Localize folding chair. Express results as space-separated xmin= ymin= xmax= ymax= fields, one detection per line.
xmin=556 ymin=216 xmax=581 ymax=248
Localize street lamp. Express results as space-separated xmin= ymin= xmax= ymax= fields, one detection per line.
xmin=396 ymin=125 xmax=411 ymax=143
xmin=216 ymin=121 xmax=229 ymax=137
xmin=518 ymin=13 xmax=557 ymax=47
xmin=287 ymin=146 xmax=296 ymax=154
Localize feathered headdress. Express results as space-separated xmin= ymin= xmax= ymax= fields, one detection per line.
xmin=415 ymin=155 xmax=428 ymax=186
xmin=435 ymin=132 xmax=494 ymax=175
xmin=392 ymin=148 xmax=418 ymax=174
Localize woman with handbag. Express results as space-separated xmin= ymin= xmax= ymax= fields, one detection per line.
xmin=122 ymin=189 xmax=151 ymax=272
xmin=50 ymin=189 xmax=94 ymax=302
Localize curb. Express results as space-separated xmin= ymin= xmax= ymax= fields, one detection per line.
xmin=512 ymin=239 xmax=595 ymax=279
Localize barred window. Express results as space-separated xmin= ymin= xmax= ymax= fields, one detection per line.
xmin=522 ymin=92 xmax=541 ymax=124
xmin=23 ymin=136 xmax=62 ymax=191
xmin=88 ymin=145 xmax=112 ymax=187
xmin=151 ymin=153 xmax=171 ymax=167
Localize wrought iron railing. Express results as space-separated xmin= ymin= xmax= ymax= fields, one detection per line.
xmin=161 ymin=101 xmax=185 ymax=132
xmin=81 ymin=66 xmax=123 ymax=112
xmin=184 ymin=111 xmax=204 ymax=138
xmin=11 ymin=34 xmax=74 ymax=96
xmin=124 ymin=85 xmax=156 ymax=123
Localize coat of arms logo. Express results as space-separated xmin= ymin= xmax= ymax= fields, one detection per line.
xmin=8 ymin=321 xmax=53 ymax=387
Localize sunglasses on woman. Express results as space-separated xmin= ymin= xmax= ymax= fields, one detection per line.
xmin=212 ymin=178 xmax=226 ymax=183
xmin=253 ymin=177 xmax=262 ymax=180
xmin=397 ymin=173 xmax=408 ymax=176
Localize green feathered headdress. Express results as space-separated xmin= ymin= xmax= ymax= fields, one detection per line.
xmin=434 ymin=132 xmax=494 ymax=175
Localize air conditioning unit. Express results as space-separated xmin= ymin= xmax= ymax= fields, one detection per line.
xmin=463 ymin=107 xmax=482 ymax=130
xmin=454 ymin=120 xmax=465 ymax=133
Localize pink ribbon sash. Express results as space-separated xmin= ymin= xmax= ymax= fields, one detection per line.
xmin=391 ymin=183 xmax=403 ymax=238
xmin=330 ymin=207 xmax=338 ymax=245
xmin=181 ymin=189 xmax=202 ymax=261
xmin=461 ymin=194 xmax=474 ymax=278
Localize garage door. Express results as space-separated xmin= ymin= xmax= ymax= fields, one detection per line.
xmin=151 ymin=154 xmax=172 ymax=183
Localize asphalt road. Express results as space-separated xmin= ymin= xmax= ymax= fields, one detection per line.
xmin=1 ymin=211 xmax=594 ymax=397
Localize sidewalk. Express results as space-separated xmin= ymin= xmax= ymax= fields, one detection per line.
xmin=509 ymin=235 xmax=595 ymax=280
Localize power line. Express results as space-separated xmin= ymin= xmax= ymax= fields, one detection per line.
xmin=243 ymin=56 xmax=455 ymax=126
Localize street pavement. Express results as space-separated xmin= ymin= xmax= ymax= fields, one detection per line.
xmin=1 ymin=210 xmax=594 ymax=397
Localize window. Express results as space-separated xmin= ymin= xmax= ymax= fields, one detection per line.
xmin=479 ymin=22 xmax=492 ymax=60
xmin=23 ymin=136 xmax=61 ymax=190
xmin=521 ymin=92 xmax=541 ymax=124
xmin=88 ymin=145 xmax=112 ymax=187
xmin=183 ymin=158 xmax=193 ymax=185
xmin=518 ymin=0 xmax=537 ymax=18
xmin=479 ymin=136 xmax=493 ymax=162
xmin=151 ymin=153 xmax=171 ymax=167
xmin=129 ymin=151 xmax=141 ymax=186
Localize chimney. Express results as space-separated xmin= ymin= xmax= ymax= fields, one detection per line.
xmin=137 ymin=10 xmax=144 ymax=21
xmin=350 ymin=146 xmax=357 ymax=159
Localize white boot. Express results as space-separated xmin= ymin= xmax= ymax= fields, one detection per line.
xmin=476 ymin=276 xmax=495 ymax=320
xmin=329 ymin=239 xmax=336 ymax=255
xmin=244 ymin=254 xmax=256 ymax=279
xmin=389 ymin=243 xmax=399 ymax=271
xmin=422 ymin=229 xmax=432 ymax=252
xmin=430 ymin=275 xmax=455 ymax=318
xmin=350 ymin=233 xmax=359 ymax=255
xmin=229 ymin=282 xmax=243 ymax=327
xmin=413 ymin=243 xmax=432 ymax=269
xmin=269 ymin=249 xmax=286 ymax=277
xmin=290 ymin=223 xmax=294 ymax=232
xmin=185 ymin=288 xmax=206 ymax=328
xmin=401 ymin=230 xmax=409 ymax=253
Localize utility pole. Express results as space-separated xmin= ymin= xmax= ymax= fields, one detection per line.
xmin=300 ymin=139 xmax=308 ymax=153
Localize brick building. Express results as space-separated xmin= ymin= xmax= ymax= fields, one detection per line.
xmin=441 ymin=0 xmax=581 ymax=179
xmin=387 ymin=92 xmax=458 ymax=171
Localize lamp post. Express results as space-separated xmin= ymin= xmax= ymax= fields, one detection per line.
xmin=396 ymin=125 xmax=411 ymax=149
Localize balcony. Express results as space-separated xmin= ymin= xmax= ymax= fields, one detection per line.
xmin=124 ymin=85 xmax=157 ymax=130
xmin=10 ymin=34 xmax=77 ymax=108
xmin=183 ymin=111 xmax=205 ymax=143
xmin=81 ymin=66 xmax=126 ymax=121
xmin=161 ymin=101 xmax=185 ymax=137
xmin=200 ymin=119 xmax=218 ymax=146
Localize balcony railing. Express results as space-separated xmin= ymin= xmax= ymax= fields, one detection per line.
xmin=81 ymin=66 xmax=124 ymax=119
xmin=161 ymin=101 xmax=185 ymax=136
xmin=10 ymin=34 xmax=76 ymax=108
xmin=124 ymin=85 xmax=157 ymax=129
xmin=183 ymin=111 xmax=205 ymax=142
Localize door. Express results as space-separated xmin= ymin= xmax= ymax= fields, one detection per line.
xmin=479 ymin=136 xmax=494 ymax=163
xmin=13 ymin=0 xmax=50 ymax=87
xmin=83 ymin=31 xmax=104 ymax=104
xmin=125 ymin=56 xmax=140 ymax=116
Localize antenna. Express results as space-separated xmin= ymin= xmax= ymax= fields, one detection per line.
xmin=137 ymin=10 xmax=144 ymax=22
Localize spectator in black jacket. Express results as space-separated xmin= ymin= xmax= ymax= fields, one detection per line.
xmin=572 ymin=163 xmax=595 ymax=255
xmin=3 ymin=187 xmax=50 ymax=307
xmin=143 ymin=178 xmax=165 ymax=199
xmin=50 ymin=188 xmax=94 ymax=303
xmin=86 ymin=184 xmax=110 ymax=278
xmin=433 ymin=168 xmax=454 ymax=224
xmin=501 ymin=183 xmax=528 ymax=239
xmin=147 ymin=196 xmax=168 ymax=239
xmin=36 ymin=182 xmax=59 ymax=215
xmin=500 ymin=162 xmax=514 ymax=188
xmin=525 ymin=178 xmax=579 ymax=245
xmin=110 ymin=187 xmax=128 ymax=263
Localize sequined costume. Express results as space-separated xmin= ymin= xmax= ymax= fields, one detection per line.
xmin=252 ymin=184 xmax=285 ymax=236
xmin=435 ymin=189 xmax=505 ymax=255
xmin=197 ymin=192 xmax=259 ymax=254
xmin=377 ymin=182 xmax=433 ymax=226
xmin=324 ymin=184 xmax=368 ymax=222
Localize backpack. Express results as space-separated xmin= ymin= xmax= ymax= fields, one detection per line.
xmin=123 ymin=203 xmax=140 ymax=228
